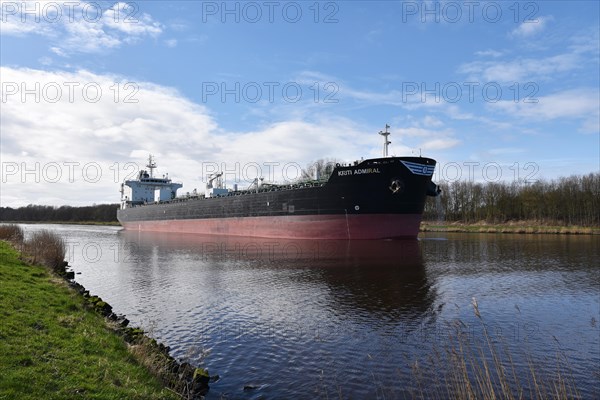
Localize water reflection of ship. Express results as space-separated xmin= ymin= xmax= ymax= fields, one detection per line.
xmin=119 ymin=230 xmax=435 ymax=315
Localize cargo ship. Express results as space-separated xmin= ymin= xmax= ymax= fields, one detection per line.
xmin=117 ymin=126 xmax=441 ymax=239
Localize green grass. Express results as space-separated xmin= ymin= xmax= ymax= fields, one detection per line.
xmin=0 ymin=241 xmax=178 ymax=400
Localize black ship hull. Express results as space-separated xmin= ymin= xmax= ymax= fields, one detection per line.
xmin=117 ymin=157 xmax=438 ymax=239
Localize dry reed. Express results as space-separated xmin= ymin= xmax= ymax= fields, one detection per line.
xmin=409 ymin=298 xmax=580 ymax=400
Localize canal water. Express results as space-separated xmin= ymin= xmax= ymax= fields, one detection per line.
xmin=21 ymin=224 xmax=600 ymax=399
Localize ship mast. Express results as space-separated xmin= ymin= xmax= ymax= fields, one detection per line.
xmin=378 ymin=124 xmax=391 ymax=157
xmin=146 ymin=154 xmax=157 ymax=178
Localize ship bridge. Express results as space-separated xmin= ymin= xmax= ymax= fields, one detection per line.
xmin=120 ymin=155 xmax=182 ymax=209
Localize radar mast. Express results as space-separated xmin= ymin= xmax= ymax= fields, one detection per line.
xmin=378 ymin=124 xmax=391 ymax=157
xmin=146 ymin=155 xmax=157 ymax=178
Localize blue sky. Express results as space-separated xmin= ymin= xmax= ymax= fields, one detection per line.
xmin=1 ymin=1 xmax=599 ymax=206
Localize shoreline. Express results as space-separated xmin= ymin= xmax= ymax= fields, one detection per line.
xmin=0 ymin=220 xmax=121 ymax=226
xmin=420 ymin=221 xmax=600 ymax=235
xmin=3 ymin=220 xmax=598 ymax=236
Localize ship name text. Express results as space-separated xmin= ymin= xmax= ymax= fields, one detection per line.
xmin=338 ymin=168 xmax=381 ymax=176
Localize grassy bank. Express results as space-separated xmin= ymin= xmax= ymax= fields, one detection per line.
xmin=420 ymin=221 xmax=600 ymax=235
xmin=0 ymin=240 xmax=179 ymax=399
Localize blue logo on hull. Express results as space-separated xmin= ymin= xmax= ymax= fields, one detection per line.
xmin=401 ymin=161 xmax=435 ymax=176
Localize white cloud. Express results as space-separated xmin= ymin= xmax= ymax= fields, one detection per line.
xmin=164 ymin=39 xmax=178 ymax=48
xmin=38 ymin=56 xmax=53 ymax=66
xmin=510 ymin=16 xmax=553 ymax=38
xmin=1 ymin=67 xmax=466 ymax=207
xmin=0 ymin=1 xmax=163 ymax=55
xmin=460 ymin=27 xmax=598 ymax=85
xmin=296 ymin=70 xmax=427 ymax=108
xmin=0 ymin=18 xmax=43 ymax=35
xmin=61 ymin=20 xmax=122 ymax=53
xmin=420 ymin=138 xmax=460 ymax=151
xmin=459 ymin=53 xmax=580 ymax=83
xmin=102 ymin=3 xmax=162 ymax=37
xmin=475 ymin=49 xmax=504 ymax=58
xmin=422 ymin=115 xmax=444 ymax=128
xmin=395 ymin=127 xmax=438 ymax=138
xmin=393 ymin=116 xmax=460 ymax=153
xmin=0 ymin=67 xmax=395 ymax=207
xmin=50 ymin=46 xmax=68 ymax=57
xmin=491 ymin=89 xmax=600 ymax=133
xmin=488 ymin=148 xmax=525 ymax=155
xmin=569 ymin=30 xmax=600 ymax=55
xmin=0 ymin=1 xmax=54 ymax=36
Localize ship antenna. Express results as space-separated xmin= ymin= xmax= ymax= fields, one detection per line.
xmin=378 ymin=124 xmax=391 ymax=157
xmin=146 ymin=154 xmax=157 ymax=178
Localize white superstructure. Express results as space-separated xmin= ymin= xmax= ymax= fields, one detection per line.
xmin=120 ymin=155 xmax=183 ymax=209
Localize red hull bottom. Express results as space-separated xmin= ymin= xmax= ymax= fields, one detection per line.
xmin=120 ymin=214 xmax=423 ymax=240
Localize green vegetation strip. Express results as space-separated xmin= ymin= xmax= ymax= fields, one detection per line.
xmin=0 ymin=241 xmax=178 ymax=400
xmin=420 ymin=222 xmax=600 ymax=235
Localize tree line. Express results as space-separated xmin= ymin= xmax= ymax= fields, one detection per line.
xmin=423 ymin=173 xmax=600 ymax=226
xmin=0 ymin=204 xmax=119 ymax=223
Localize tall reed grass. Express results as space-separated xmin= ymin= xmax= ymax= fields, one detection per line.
xmin=0 ymin=223 xmax=24 ymax=244
xmin=24 ymin=229 xmax=66 ymax=271
xmin=0 ymin=224 xmax=66 ymax=271
xmin=410 ymin=298 xmax=580 ymax=400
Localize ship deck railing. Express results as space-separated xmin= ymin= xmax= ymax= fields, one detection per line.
xmin=129 ymin=180 xmax=328 ymax=208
